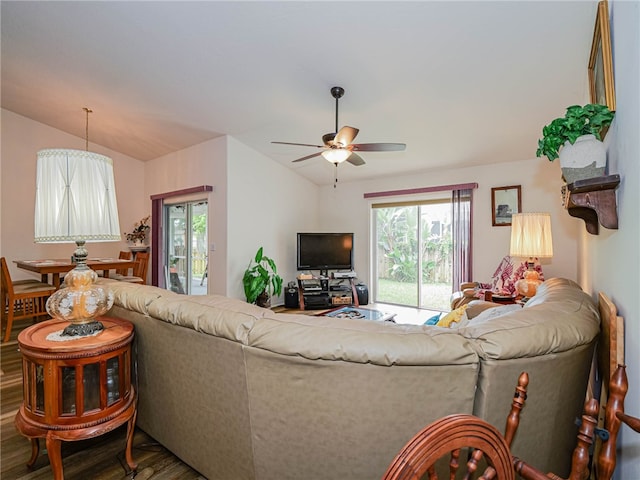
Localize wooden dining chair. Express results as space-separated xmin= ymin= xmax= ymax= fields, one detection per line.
xmin=116 ymin=250 xmax=133 ymax=275
xmin=96 ymin=250 xmax=132 ymax=278
xmin=1 ymin=257 xmax=56 ymax=343
xmin=113 ymin=251 xmax=149 ymax=284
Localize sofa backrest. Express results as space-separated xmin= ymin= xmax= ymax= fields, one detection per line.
xmin=102 ymin=277 xmax=600 ymax=480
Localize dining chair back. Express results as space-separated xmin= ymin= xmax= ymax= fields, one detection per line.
xmin=116 ymin=250 xmax=133 ymax=275
xmin=113 ymin=252 xmax=149 ymax=284
xmin=1 ymin=257 xmax=56 ymax=343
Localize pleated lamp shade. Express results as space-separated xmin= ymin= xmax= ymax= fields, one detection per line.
xmin=34 ymin=148 xmax=121 ymax=337
xmin=509 ymin=213 xmax=553 ymax=298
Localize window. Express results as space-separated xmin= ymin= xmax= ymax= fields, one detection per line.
xmin=373 ymin=199 xmax=453 ymax=310
xmin=165 ymin=200 xmax=208 ymax=295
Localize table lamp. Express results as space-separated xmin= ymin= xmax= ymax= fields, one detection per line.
xmin=509 ymin=212 xmax=553 ymax=299
xmin=34 ymin=110 xmax=121 ymax=336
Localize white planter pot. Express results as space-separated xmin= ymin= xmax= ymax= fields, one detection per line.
xmin=558 ymin=134 xmax=606 ymax=183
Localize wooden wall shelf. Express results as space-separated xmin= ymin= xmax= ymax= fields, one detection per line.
xmin=563 ymin=174 xmax=620 ymax=235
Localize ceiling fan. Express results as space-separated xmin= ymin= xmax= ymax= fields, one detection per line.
xmin=272 ymin=86 xmax=406 ymax=168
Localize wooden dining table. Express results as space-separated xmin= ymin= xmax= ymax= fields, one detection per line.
xmin=15 ymin=258 xmax=137 ymax=289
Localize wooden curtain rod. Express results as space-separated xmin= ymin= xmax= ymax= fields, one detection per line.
xmin=363 ymin=182 xmax=478 ymax=199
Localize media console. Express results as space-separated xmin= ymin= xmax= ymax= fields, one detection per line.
xmin=297 ymin=275 xmax=359 ymax=310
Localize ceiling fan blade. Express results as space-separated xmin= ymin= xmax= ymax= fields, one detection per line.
xmin=346 ymin=152 xmax=365 ymax=166
xmin=292 ymin=152 xmax=323 ymax=163
xmin=334 ymin=126 xmax=359 ymax=147
xmin=272 ymin=141 xmax=325 ymax=148
xmin=351 ymin=143 xmax=406 ymax=152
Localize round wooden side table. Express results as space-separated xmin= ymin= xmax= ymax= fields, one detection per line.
xmin=15 ymin=317 xmax=137 ymax=480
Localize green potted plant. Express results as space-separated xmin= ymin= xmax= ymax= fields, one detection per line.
xmin=536 ymin=104 xmax=614 ymax=183
xmin=243 ymin=247 xmax=283 ymax=308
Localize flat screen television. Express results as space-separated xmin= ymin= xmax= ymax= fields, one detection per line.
xmin=297 ymin=232 xmax=354 ymax=272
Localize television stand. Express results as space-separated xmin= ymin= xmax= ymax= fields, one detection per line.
xmin=297 ymin=275 xmax=359 ymax=310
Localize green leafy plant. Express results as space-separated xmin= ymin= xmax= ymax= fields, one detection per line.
xmin=536 ymin=104 xmax=615 ymax=161
xmin=242 ymin=247 xmax=283 ymax=304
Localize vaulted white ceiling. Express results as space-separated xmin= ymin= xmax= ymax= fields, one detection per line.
xmin=1 ymin=1 xmax=599 ymax=186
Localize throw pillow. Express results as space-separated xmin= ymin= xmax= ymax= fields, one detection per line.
xmin=437 ymin=305 xmax=469 ymax=328
xmin=466 ymin=304 xmax=522 ymax=326
xmin=424 ymin=313 xmax=441 ymax=326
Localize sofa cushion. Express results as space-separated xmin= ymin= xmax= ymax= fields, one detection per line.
xmin=465 ymin=300 xmax=503 ymax=319
xmin=424 ymin=313 xmax=441 ymax=325
xmin=437 ymin=304 xmax=469 ymax=328
xmin=466 ymin=303 xmax=522 ymax=326
xmin=458 ymin=277 xmax=600 ymax=359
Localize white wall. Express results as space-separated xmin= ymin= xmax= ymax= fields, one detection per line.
xmin=226 ymin=137 xmax=319 ymax=302
xmin=0 ymin=109 xmax=146 ymax=281
xmin=589 ymin=1 xmax=640 ymax=475
xmin=317 ymin=156 xmax=579 ymax=296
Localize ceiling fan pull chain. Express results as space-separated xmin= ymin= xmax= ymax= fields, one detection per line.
xmin=334 ymin=162 xmax=338 ymax=188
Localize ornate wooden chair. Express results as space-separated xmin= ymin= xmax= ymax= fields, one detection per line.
xmin=383 ymin=361 xmax=625 ymax=480
xmin=510 ymin=292 xmax=636 ymax=480
xmin=382 ymin=414 xmax=516 ymax=480
xmin=514 ymin=292 xmax=636 ymax=480
xmin=383 ymin=373 xmax=529 ymax=480
xmin=589 ymin=292 xmax=640 ymax=480
xmin=1 ymin=257 xmax=56 ymax=342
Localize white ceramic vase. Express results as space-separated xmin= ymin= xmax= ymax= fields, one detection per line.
xmin=558 ymin=134 xmax=606 ymax=184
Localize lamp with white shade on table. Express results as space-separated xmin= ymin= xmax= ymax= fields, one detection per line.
xmin=509 ymin=212 xmax=553 ymax=300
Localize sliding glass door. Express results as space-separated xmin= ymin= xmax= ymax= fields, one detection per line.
xmin=164 ymin=201 xmax=208 ymax=295
xmin=373 ymin=200 xmax=452 ymax=310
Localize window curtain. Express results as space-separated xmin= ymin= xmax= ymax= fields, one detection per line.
xmin=451 ymin=189 xmax=473 ymax=290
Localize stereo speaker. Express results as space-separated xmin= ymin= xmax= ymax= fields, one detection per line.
xmin=355 ymin=283 xmax=369 ymax=305
xmin=284 ymin=287 xmax=299 ymax=308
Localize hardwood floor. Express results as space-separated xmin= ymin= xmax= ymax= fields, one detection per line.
xmin=1 ymin=319 xmax=205 ymax=480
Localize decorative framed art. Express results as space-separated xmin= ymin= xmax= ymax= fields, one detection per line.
xmin=491 ymin=185 xmax=521 ymax=227
xmin=588 ymin=0 xmax=616 ymax=112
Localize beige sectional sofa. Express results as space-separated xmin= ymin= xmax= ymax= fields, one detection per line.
xmin=101 ymin=277 xmax=600 ymax=480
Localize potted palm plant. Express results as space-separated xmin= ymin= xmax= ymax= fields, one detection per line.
xmin=243 ymin=247 xmax=283 ymax=308
xmin=536 ymin=104 xmax=614 ymax=183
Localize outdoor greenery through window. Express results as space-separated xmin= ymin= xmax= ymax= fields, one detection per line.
xmin=165 ymin=201 xmax=208 ymax=295
xmin=374 ymin=199 xmax=452 ymax=311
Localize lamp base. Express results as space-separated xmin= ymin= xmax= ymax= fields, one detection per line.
xmin=516 ymin=261 xmax=542 ymax=298
xmin=46 ymin=240 xmax=115 ymax=337
xmin=61 ymin=321 xmax=105 ymax=337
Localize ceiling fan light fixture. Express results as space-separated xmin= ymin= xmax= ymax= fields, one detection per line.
xmin=322 ymin=148 xmax=351 ymax=164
